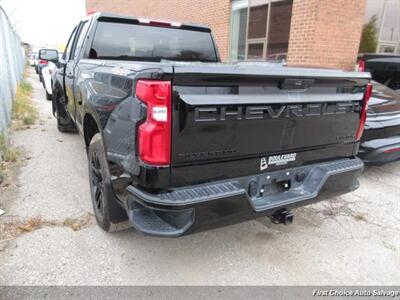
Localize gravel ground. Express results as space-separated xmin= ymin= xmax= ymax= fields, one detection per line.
xmin=0 ymin=70 xmax=399 ymax=285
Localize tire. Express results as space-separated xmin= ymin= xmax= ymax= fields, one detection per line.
xmin=46 ymin=90 xmax=52 ymax=101
xmin=388 ymin=78 xmax=400 ymax=91
xmin=54 ymin=90 xmax=77 ymax=133
xmin=88 ymin=133 xmax=129 ymax=232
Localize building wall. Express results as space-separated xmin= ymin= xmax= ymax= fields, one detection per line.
xmin=86 ymin=0 xmax=367 ymax=70
xmin=287 ymin=0 xmax=367 ymax=70
xmin=85 ymin=0 xmax=231 ymax=61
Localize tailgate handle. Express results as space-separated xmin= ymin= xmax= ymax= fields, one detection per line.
xmin=279 ymin=78 xmax=315 ymax=91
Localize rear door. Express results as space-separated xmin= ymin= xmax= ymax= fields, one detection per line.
xmin=71 ymin=20 xmax=91 ymax=131
xmin=58 ymin=26 xmax=77 ymax=115
xmin=64 ymin=20 xmax=90 ymax=129
xmin=64 ymin=23 xmax=81 ymax=119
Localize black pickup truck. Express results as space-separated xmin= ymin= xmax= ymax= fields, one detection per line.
xmin=357 ymin=53 xmax=400 ymax=91
xmin=51 ymin=13 xmax=371 ymax=236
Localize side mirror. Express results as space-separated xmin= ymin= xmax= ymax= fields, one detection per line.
xmin=39 ymin=49 xmax=59 ymax=62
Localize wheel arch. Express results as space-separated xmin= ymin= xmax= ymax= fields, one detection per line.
xmin=83 ymin=112 xmax=103 ymax=149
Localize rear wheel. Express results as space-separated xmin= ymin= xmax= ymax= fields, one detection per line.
xmin=54 ymin=90 xmax=77 ymax=133
xmin=88 ymin=133 xmax=129 ymax=232
xmin=388 ymin=78 xmax=400 ymax=91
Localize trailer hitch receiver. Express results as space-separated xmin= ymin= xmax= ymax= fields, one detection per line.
xmin=271 ymin=209 xmax=294 ymax=225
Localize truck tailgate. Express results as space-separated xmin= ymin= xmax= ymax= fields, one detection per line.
xmin=170 ymin=64 xmax=370 ymax=186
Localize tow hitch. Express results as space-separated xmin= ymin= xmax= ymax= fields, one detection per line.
xmin=271 ymin=209 xmax=294 ymax=225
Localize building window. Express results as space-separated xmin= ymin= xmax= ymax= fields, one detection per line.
xmin=229 ymin=0 xmax=293 ymax=61
xmin=230 ymin=0 xmax=248 ymax=61
xmin=247 ymin=42 xmax=265 ymax=59
xmin=364 ymin=0 xmax=400 ymax=54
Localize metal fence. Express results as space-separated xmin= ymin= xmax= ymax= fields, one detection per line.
xmin=0 ymin=5 xmax=25 ymax=134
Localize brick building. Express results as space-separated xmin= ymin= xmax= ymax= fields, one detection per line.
xmin=85 ymin=0 xmax=367 ymax=70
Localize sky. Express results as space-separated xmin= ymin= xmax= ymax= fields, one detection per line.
xmin=364 ymin=0 xmax=399 ymax=42
xmin=1 ymin=0 xmax=86 ymax=48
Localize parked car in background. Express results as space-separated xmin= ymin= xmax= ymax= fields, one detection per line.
xmin=51 ymin=13 xmax=370 ymax=236
xmin=34 ymin=48 xmax=45 ymax=74
xmin=42 ymin=61 xmax=58 ymax=100
xmin=357 ymin=53 xmax=400 ymax=91
xmin=36 ymin=48 xmax=58 ymax=83
xmin=359 ymin=81 xmax=400 ymax=164
xmin=29 ymin=52 xmax=37 ymax=66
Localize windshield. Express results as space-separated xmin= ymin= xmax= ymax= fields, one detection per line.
xmin=90 ymin=21 xmax=218 ymax=62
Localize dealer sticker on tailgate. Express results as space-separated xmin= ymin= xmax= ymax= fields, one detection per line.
xmin=260 ymin=153 xmax=297 ymax=170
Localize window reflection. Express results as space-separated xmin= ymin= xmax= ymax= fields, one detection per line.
xmin=229 ymin=0 xmax=293 ymax=61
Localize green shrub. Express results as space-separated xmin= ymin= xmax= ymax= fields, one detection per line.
xmin=0 ymin=134 xmax=19 ymax=163
xmin=12 ymin=79 xmax=37 ymax=128
xmin=359 ymin=15 xmax=378 ymax=53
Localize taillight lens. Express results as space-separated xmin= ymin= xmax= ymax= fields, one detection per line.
xmin=355 ymin=83 xmax=372 ymax=141
xmin=39 ymin=60 xmax=48 ymax=65
xmin=136 ymin=80 xmax=171 ymax=165
xmin=358 ymin=60 xmax=365 ymax=72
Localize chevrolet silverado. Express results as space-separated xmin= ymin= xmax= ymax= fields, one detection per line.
xmin=50 ymin=13 xmax=371 ymax=236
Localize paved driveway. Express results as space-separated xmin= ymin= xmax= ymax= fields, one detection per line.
xmin=0 ymin=70 xmax=399 ymax=285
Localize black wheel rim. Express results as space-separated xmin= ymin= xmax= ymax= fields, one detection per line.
xmin=90 ymin=151 xmax=104 ymax=213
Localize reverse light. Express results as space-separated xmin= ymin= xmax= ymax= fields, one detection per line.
xmin=355 ymin=83 xmax=372 ymax=141
xmin=136 ymin=80 xmax=171 ymax=165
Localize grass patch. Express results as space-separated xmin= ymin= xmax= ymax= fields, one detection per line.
xmin=19 ymin=80 xmax=33 ymax=94
xmin=12 ymin=78 xmax=37 ymax=128
xmin=0 ymin=213 xmax=94 ymax=249
xmin=0 ymin=134 xmax=20 ymax=184
xmin=0 ymin=134 xmax=19 ymax=163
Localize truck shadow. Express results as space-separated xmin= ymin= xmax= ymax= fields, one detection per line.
xmin=73 ymin=161 xmax=400 ymax=278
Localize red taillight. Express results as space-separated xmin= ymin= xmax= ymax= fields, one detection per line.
xmin=149 ymin=21 xmax=171 ymax=27
xmin=136 ymin=80 xmax=171 ymax=165
xmin=355 ymin=83 xmax=372 ymax=141
xmin=358 ymin=60 xmax=365 ymax=72
xmin=138 ymin=18 xmax=181 ymax=27
xmin=39 ymin=60 xmax=48 ymax=65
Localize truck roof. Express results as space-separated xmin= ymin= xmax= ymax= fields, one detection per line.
xmin=88 ymin=12 xmax=211 ymax=32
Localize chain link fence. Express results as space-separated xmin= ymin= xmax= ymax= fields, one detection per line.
xmin=0 ymin=5 xmax=25 ymax=134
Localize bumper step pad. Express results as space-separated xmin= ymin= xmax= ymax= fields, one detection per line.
xmin=126 ymin=158 xmax=363 ymax=236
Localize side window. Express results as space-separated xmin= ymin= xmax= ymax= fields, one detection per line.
xmin=73 ymin=21 xmax=90 ymax=60
xmin=63 ymin=26 xmax=78 ymax=61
